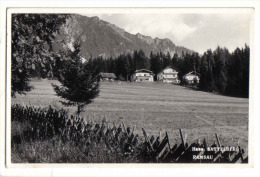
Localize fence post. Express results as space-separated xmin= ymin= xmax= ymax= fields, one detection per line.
xmin=132 ymin=125 xmax=136 ymax=135
xmin=142 ymin=128 xmax=154 ymax=152
xmin=122 ymin=122 xmax=128 ymax=136
xmin=166 ymin=132 xmax=171 ymax=150
xmin=179 ymin=129 xmax=185 ymax=149
xmin=215 ymin=133 xmax=222 ymax=154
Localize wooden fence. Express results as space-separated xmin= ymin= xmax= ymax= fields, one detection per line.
xmin=11 ymin=104 xmax=248 ymax=163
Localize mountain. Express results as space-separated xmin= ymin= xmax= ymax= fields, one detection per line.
xmin=54 ymin=14 xmax=194 ymax=59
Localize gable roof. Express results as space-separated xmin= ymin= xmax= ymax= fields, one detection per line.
xmin=184 ymin=71 xmax=201 ymax=76
xmin=99 ymin=72 xmax=117 ymax=79
xmin=134 ymin=69 xmax=154 ymax=74
xmin=158 ymin=66 xmax=180 ymax=74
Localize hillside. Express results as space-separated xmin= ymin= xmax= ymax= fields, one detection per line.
xmin=53 ymin=14 xmax=193 ymax=59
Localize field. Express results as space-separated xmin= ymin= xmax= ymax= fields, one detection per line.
xmin=12 ymin=79 xmax=249 ymax=152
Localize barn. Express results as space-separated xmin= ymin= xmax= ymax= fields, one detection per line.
xmin=99 ymin=72 xmax=117 ymax=81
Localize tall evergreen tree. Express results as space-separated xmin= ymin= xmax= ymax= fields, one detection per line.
xmin=199 ymin=55 xmax=210 ymax=90
xmin=136 ymin=50 xmax=149 ymax=70
xmin=108 ymin=57 xmax=116 ymax=73
xmin=52 ymin=42 xmax=100 ymax=115
xmin=124 ymin=54 xmax=131 ymax=81
xmin=192 ymin=52 xmax=200 ymax=74
xmin=213 ymin=46 xmax=228 ymax=93
xmin=226 ymin=44 xmax=249 ymax=97
xmin=150 ymin=52 xmax=162 ymax=80
xmin=202 ymin=49 xmax=215 ymax=91
xmin=162 ymin=52 xmax=172 ymax=68
xmin=115 ymin=54 xmax=125 ymax=78
xmin=127 ymin=53 xmax=135 ymax=76
xmin=241 ymin=44 xmax=250 ymax=97
xmin=172 ymin=52 xmax=179 ymax=68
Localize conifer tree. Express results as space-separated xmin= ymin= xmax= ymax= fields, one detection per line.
xmin=52 ymin=42 xmax=100 ymax=115
xmin=199 ymin=54 xmax=210 ymax=90
xmin=150 ymin=52 xmax=163 ymax=80
xmin=136 ymin=50 xmax=149 ymax=70
xmin=163 ymin=52 xmax=172 ymax=68
xmin=172 ymin=52 xmax=179 ymax=68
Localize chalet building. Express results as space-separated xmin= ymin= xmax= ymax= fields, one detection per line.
xmin=157 ymin=66 xmax=180 ymax=84
xmin=131 ymin=69 xmax=154 ymax=82
xmin=99 ymin=72 xmax=117 ymax=81
xmin=182 ymin=71 xmax=200 ymax=85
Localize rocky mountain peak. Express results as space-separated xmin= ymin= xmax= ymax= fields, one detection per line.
xmin=90 ymin=16 xmax=100 ymax=22
xmin=54 ymin=14 xmax=193 ymax=59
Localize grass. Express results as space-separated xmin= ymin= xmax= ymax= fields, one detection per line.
xmin=11 ymin=120 xmax=139 ymax=163
xmin=12 ymin=135 xmax=132 ymax=163
xmin=12 ymin=79 xmax=249 ymax=156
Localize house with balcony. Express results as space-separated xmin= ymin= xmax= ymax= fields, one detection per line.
xmin=130 ymin=69 xmax=154 ymax=82
xmin=157 ymin=66 xmax=180 ymax=84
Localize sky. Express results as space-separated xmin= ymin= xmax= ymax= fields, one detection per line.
xmin=83 ymin=13 xmax=251 ymax=54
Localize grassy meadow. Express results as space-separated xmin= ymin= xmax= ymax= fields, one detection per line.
xmin=12 ymin=78 xmax=249 ymax=152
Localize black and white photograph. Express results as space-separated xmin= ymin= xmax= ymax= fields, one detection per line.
xmin=8 ymin=9 xmax=252 ymax=164
xmin=1 ymin=2 xmax=260 ymax=176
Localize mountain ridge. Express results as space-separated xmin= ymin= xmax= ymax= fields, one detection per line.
xmin=53 ymin=14 xmax=194 ymax=59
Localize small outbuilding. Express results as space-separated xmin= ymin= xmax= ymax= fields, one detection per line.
xmin=99 ymin=72 xmax=117 ymax=81
xmin=182 ymin=71 xmax=200 ymax=85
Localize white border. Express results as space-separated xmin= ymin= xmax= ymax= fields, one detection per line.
xmin=0 ymin=0 xmax=259 ymax=177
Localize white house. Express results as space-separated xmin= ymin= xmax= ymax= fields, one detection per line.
xmin=130 ymin=69 xmax=154 ymax=82
xmin=182 ymin=71 xmax=200 ymax=85
xmin=157 ymin=66 xmax=180 ymax=84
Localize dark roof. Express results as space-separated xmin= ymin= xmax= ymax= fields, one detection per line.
xmin=134 ymin=69 xmax=154 ymax=74
xmin=99 ymin=72 xmax=117 ymax=79
xmin=184 ymin=71 xmax=201 ymax=76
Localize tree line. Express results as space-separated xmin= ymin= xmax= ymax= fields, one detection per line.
xmin=77 ymin=45 xmax=249 ymax=98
